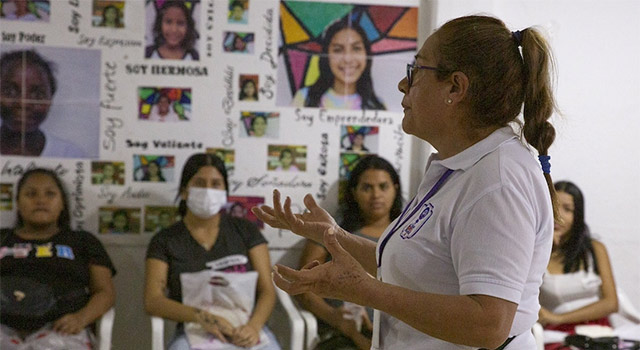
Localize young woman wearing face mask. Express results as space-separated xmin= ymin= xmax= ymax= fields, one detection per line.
xmin=144 ymin=153 xmax=281 ymax=350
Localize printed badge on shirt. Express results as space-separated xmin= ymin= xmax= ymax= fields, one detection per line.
xmin=400 ymin=203 xmax=434 ymax=239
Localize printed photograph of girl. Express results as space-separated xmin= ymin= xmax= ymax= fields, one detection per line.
xmin=145 ymin=0 xmax=200 ymax=60
xmin=91 ymin=161 xmax=125 ymax=185
xmin=92 ymin=0 xmax=124 ymax=28
xmin=341 ymin=125 xmax=378 ymax=154
xmin=228 ymin=0 xmax=247 ymax=24
xmin=99 ymin=207 xmax=141 ymax=234
xmin=144 ymin=206 xmax=178 ymax=233
xmin=240 ymin=111 xmax=279 ymax=138
xmin=205 ymin=148 xmax=235 ymax=175
xmin=277 ymin=2 xmax=417 ymax=111
xmin=238 ymin=75 xmax=259 ymax=101
xmin=133 ymin=155 xmax=175 ymax=182
xmin=227 ymin=196 xmax=265 ymax=228
xmin=0 ymin=0 xmax=49 ymax=21
xmin=0 ymin=183 xmax=12 ymax=211
xmin=267 ymin=145 xmax=307 ymax=172
xmin=0 ymin=46 xmax=101 ymax=158
xmin=138 ymin=87 xmax=191 ymax=122
xmin=223 ymin=32 xmax=255 ymax=53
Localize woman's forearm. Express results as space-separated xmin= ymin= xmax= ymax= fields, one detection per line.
xmin=144 ymin=294 xmax=199 ymax=324
xmin=247 ymin=288 xmax=276 ymax=330
xmin=75 ymin=289 xmax=115 ymax=327
xmin=336 ymin=228 xmax=378 ymax=275
xmin=356 ymin=277 xmax=515 ymax=349
xmin=555 ymin=298 xmax=618 ymax=324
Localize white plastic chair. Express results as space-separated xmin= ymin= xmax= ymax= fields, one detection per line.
xmin=532 ymin=322 xmax=544 ymax=350
xmin=616 ymin=290 xmax=640 ymax=324
xmin=267 ymin=287 xmax=307 ymax=350
xmin=96 ymin=307 xmax=115 ymax=350
xmin=150 ymin=288 xmax=306 ymax=350
xmin=298 ymin=309 xmax=319 ymax=350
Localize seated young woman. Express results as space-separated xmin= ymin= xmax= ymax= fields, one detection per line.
xmin=0 ymin=168 xmax=116 ymax=350
xmin=144 ymin=153 xmax=281 ymax=350
xmin=538 ymin=181 xmax=618 ymax=350
xmin=297 ymin=155 xmax=401 ymax=350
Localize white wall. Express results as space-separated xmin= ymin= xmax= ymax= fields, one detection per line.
xmin=423 ymin=0 xmax=640 ymax=309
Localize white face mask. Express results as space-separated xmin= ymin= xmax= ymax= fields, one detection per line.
xmin=186 ymin=187 xmax=227 ymax=219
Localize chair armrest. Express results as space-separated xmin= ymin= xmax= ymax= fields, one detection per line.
xmin=532 ymin=322 xmax=544 ymax=350
xmin=268 ymin=288 xmax=305 ymax=350
xmin=299 ymin=309 xmax=319 ymax=350
xmin=618 ymin=291 xmax=640 ymax=324
xmin=97 ymin=307 xmax=115 ymax=350
xmin=151 ymin=316 xmax=165 ymax=350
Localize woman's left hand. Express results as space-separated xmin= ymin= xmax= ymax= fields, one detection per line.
xmin=538 ymin=307 xmax=562 ymax=326
xmin=272 ymin=227 xmax=371 ymax=302
xmin=53 ymin=313 xmax=86 ymax=335
xmin=232 ymin=324 xmax=260 ymax=348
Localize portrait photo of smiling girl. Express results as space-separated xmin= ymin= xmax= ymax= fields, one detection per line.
xmin=145 ymin=0 xmax=200 ymax=61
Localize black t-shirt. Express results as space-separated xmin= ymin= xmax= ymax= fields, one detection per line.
xmin=146 ymin=215 xmax=267 ymax=303
xmin=0 ymin=228 xmax=116 ymax=328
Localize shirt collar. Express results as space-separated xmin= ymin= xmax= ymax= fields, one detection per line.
xmin=429 ymin=126 xmax=519 ymax=171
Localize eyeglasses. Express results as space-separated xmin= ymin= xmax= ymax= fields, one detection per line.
xmin=406 ymin=63 xmax=440 ymax=88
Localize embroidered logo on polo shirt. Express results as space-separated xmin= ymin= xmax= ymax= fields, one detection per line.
xmin=400 ymin=203 xmax=434 ymax=239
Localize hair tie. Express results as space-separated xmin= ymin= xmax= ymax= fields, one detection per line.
xmin=538 ymin=155 xmax=551 ymax=174
xmin=512 ymin=30 xmax=524 ymax=47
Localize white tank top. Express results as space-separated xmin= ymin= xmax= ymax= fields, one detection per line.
xmin=539 ymin=253 xmax=602 ymax=314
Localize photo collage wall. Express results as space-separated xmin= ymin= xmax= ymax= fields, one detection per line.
xmin=0 ymin=0 xmax=419 ymax=247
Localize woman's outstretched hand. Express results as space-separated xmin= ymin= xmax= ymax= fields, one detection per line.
xmin=271 ymin=227 xmax=372 ymax=303
xmin=252 ymin=190 xmax=338 ymax=244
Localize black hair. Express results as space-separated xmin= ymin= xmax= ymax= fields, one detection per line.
xmin=239 ymin=79 xmax=257 ymax=100
xmin=554 ymin=181 xmax=599 ymax=274
xmin=15 ymin=168 xmax=71 ymax=230
xmin=152 ymin=1 xmax=198 ymax=51
xmin=0 ymin=49 xmax=57 ymax=95
xmin=176 ymin=153 xmax=229 ymax=216
xmin=339 ymin=155 xmax=401 ymax=232
xmin=101 ymin=5 xmax=121 ymax=27
xmin=305 ymin=18 xmax=384 ymax=110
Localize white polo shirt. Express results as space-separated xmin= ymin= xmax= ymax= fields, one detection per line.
xmin=373 ymin=127 xmax=553 ymax=349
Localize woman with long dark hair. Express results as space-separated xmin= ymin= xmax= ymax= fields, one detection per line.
xmin=291 ymin=18 xmax=385 ymax=110
xmin=538 ymin=181 xmax=617 ymax=349
xmin=0 ymin=168 xmax=116 ymax=349
xmin=144 ymin=153 xmax=280 ymax=350
xmin=297 ymin=155 xmax=401 ymax=350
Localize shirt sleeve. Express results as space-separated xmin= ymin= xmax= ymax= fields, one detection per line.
xmin=451 ymin=185 xmax=536 ymax=304
xmin=235 ymin=218 xmax=267 ymax=250
xmin=146 ymin=230 xmax=170 ymax=263
xmin=83 ymin=231 xmax=117 ymax=276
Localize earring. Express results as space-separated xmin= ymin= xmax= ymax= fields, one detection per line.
xmin=446 ymin=98 xmax=453 ymax=104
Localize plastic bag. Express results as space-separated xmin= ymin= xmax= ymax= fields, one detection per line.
xmin=180 ymin=269 xmax=270 ymax=350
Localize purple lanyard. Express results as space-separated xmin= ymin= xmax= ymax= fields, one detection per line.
xmin=377 ymin=168 xmax=454 ymax=268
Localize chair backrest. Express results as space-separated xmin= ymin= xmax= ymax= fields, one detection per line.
xmin=151 ymin=316 xmax=165 ymax=350
xmin=96 ymin=307 xmax=115 ymax=350
xmin=617 ymin=290 xmax=640 ymax=324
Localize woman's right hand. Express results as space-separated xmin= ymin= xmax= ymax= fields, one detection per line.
xmin=195 ymin=309 xmax=234 ymax=343
xmin=252 ymin=190 xmax=338 ymax=243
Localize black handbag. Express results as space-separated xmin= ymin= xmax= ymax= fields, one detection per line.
xmin=0 ymin=275 xmax=89 ymax=330
xmin=565 ymin=334 xmax=622 ymax=350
